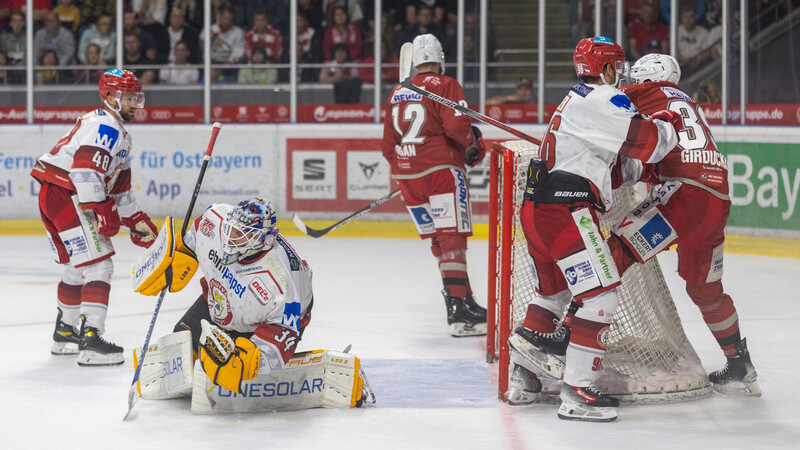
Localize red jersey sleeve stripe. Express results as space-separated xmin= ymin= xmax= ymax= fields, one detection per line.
xmin=618 ymin=116 xmax=659 ymax=162
xmin=108 ymin=168 xmax=132 ymax=194
xmin=72 ymin=146 xmax=110 ymax=173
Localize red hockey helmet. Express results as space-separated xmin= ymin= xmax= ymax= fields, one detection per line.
xmin=573 ymin=36 xmax=626 ymax=78
xmin=98 ymin=69 xmax=144 ymax=107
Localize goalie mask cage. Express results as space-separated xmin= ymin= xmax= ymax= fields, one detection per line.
xmin=487 ymin=140 xmax=713 ymax=403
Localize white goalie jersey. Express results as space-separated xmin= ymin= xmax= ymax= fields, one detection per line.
xmin=183 ymin=204 xmax=314 ymax=373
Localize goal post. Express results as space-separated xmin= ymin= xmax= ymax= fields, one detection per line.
xmin=487 ymin=140 xmax=713 ymax=403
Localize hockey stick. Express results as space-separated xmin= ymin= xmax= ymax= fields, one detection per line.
xmin=292 ymin=189 xmax=401 ymax=238
xmin=397 ymin=43 xmax=542 ymax=145
xmin=124 ymin=122 xmax=221 ymax=421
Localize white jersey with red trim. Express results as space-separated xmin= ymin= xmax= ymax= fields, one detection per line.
xmin=30 ymin=107 xmax=141 ymax=216
xmin=184 ymin=204 xmax=314 ymax=372
xmin=540 ymin=83 xmax=678 ymax=210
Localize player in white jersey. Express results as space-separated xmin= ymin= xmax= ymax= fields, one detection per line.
xmin=172 ymin=198 xmax=314 ymax=392
xmin=129 ymin=198 xmax=372 ymax=411
xmin=505 ymin=36 xmax=683 ymax=422
xmin=30 ymin=69 xmax=158 ymax=366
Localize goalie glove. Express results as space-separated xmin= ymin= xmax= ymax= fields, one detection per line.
xmin=199 ymin=319 xmax=261 ymax=394
xmin=465 ymin=126 xmax=486 ymax=167
xmin=122 ymin=211 xmax=158 ymax=248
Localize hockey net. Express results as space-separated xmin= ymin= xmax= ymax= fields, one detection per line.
xmin=487 ymin=140 xmax=712 ymax=403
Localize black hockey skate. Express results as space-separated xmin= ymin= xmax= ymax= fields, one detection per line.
xmin=507 ymin=325 xmax=570 ymax=379
xmin=442 ymin=289 xmax=487 ymax=337
xmin=558 ymin=383 xmax=619 ymax=422
xmin=78 ymin=315 xmax=124 ymax=366
xmin=708 ymin=338 xmax=761 ymax=396
xmin=464 ymin=293 xmax=487 ymax=322
xmin=51 ymin=307 xmax=80 ymax=355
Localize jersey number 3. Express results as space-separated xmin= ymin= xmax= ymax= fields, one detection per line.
xmin=668 ymin=99 xmax=710 ymax=151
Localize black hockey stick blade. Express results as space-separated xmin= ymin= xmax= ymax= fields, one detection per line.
xmin=399 ymin=78 xmax=542 ymax=145
xmin=293 ymin=189 xmax=401 ymax=238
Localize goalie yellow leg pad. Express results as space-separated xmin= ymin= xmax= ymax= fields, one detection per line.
xmin=199 ymin=337 xmax=261 ymax=394
xmin=132 ymin=330 xmax=194 ymax=399
xmin=321 ymin=351 xmax=364 ymax=409
xmin=191 ymin=350 xmax=369 ymax=414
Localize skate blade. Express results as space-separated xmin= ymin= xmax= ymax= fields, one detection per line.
xmin=557 ymin=401 xmax=617 ymax=422
xmin=508 ymin=334 xmax=565 ymax=379
xmin=712 ymin=380 xmax=762 ymax=397
xmin=78 ymin=350 xmax=124 ymax=366
xmin=450 ymin=322 xmax=487 ymax=337
xmin=51 ymin=341 xmax=79 ymax=355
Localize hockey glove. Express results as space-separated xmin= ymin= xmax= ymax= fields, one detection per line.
xmin=651 ymin=109 xmax=684 ymax=134
xmin=169 ymin=231 xmax=198 ymax=293
xmin=465 ymin=126 xmax=486 ymax=167
xmin=93 ymin=197 xmax=121 ymax=237
xmin=199 ymin=320 xmax=261 ymax=394
xmin=122 ymin=211 xmax=158 ymax=248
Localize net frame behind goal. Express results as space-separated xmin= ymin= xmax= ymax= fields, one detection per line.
xmin=487 ymin=140 xmax=713 ymax=403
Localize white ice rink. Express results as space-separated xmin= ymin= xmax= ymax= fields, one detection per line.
xmin=2 ymin=233 xmax=799 ymax=449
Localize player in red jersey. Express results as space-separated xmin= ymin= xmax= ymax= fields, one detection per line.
xmin=30 ymin=69 xmax=158 ymax=366
xmin=381 ymin=34 xmax=487 ymax=337
xmin=613 ymin=53 xmax=759 ymax=396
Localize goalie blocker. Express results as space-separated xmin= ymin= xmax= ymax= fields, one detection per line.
xmin=131 ymin=216 xmax=199 ymax=296
xmin=133 ymin=331 xmax=374 ymax=412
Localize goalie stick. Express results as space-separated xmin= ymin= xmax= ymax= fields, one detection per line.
xmin=293 ymin=189 xmax=401 ymax=238
xmin=397 ymin=42 xmax=542 ymax=146
xmin=124 ymin=122 xmax=222 ymax=421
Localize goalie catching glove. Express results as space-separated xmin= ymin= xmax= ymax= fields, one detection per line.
xmin=131 ymin=216 xmax=198 ymax=296
xmin=199 ymin=319 xmax=261 ymax=394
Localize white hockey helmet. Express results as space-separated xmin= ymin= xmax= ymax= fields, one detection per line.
xmin=412 ymin=33 xmax=445 ymax=74
xmin=220 ymin=197 xmax=279 ymax=264
xmin=630 ymin=53 xmax=681 ymax=85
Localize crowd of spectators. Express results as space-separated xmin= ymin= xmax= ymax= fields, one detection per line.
xmin=0 ymin=0 xmax=491 ymax=104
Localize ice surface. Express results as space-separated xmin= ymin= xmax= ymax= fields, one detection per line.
xmin=1 ymin=234 xmax=799 ymax=449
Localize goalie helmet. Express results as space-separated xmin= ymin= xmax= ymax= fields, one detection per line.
xmin=412 ymin=33 xmax=445 ymax=74
xmin=573 ymin=36 xmax=626 ymax=84
xmin=98 ymin=69 xmax=144 ymax=108
xmin=220 ymin=198 xmax=279 ymax=263
xmin=630 ymin=53 xmax=681 ymax=85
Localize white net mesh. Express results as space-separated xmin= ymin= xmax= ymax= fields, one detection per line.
xmin=496 ymin=140 xmax=711 ymax=403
